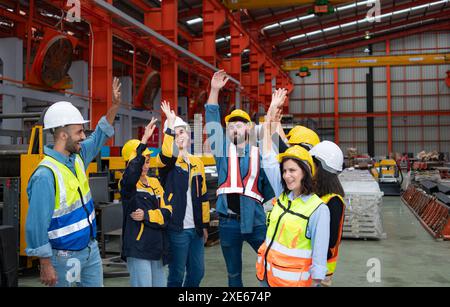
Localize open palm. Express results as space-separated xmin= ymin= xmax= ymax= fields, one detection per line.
xmin=112 ymin=77 xmax=122 ymax=106
xmin=211 ymin=70 xmax=230 ymax=90
xmin=142 ymin=117 xmax=158 ymax=144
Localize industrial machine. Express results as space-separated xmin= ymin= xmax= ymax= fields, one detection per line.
xmin=28 ymin=28 xmax=78 ymax=90
xmin=135 ymin=69 xmax=161 ymax=110
xmin=371 ymin=159 xmax=403 ymax=196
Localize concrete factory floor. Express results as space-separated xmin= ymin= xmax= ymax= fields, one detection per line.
xmin=18 ymin=196 xmax=450 ymax=287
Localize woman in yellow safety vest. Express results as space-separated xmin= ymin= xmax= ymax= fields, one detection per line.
xmin=257 ymin=90 xmax=331 ymax=287
xmin=257 ymin=143 xmax=331 ymax=287
xmin=309 ymin=141 xmax=346 ymax=286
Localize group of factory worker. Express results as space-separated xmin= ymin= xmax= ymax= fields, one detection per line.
xmin=25 ymin=70 xmax=346 ymax=288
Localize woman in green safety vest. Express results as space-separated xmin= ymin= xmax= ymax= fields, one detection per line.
xmin=256 ymin=89 xmax=330 ymax=287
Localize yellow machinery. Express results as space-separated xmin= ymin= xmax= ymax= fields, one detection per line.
xmin=371 ymin=159 xmax=403 ymax=196
xmin=19 ymin=126 xmax=45 ymax=264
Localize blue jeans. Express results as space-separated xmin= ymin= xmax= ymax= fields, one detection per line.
xmin=167 ymin=228 xmax=205 ymax=287
xmin=51 ymin=239 xmax=103 ymax=287
xmin=127 ymin=257 xmax=166 ymax=287
xmin=219 ymin=217 xmax=266 ymax=287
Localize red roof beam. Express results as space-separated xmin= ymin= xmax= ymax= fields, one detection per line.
xmin=276 ymin=12 xmax=450 ymax=59
xmin=269 ymin=0 xmax=438 ymax=45
xmin=179 ymin=7 xmax=202 ymax=20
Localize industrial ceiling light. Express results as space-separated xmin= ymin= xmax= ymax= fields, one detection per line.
xmin=365 ymin=31 xmax=371 ymax=39
xmin=186 ymin=17 xmax=203 ymax=25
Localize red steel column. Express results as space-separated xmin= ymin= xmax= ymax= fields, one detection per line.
xmin=334 ymin=67 xmax=339 ymax=145
xmin=264 ymin=62 xmax=277 ymax=111
xmin=386 ymin=40 xmax=393 ymax=154
xmin=25 ymin=0 xmax=34 ymax=81
xmin=91 ymin=20 xmax=113 ymax=133
xmin=202 ymin=0 xmax=225 ymax=65
xmin=249 ymin=45 xmax=264 ymax=115
xmin=161 ymin=0 xmax=178 ymax=112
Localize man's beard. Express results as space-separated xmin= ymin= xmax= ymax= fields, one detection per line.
xmin=65 ymin=136 xmax=80 ymax=154
xmin=231 ymin=131 xmax=247 ymax=145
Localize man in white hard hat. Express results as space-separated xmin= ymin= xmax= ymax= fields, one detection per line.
xmin=25 ymin=77 xmax=122 ymax=287
xmin=158 ymin=101 xmax=210 ymax=287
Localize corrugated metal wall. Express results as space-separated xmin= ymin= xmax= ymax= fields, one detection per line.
xmin=289 ymin=32 xmax=450 ymax=157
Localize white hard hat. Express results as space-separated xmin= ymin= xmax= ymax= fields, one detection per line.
xmin=309 ymin=140 xmax=344 ymax=174
xmin=163 ymin=116 xmax=189 ymax=132
xmin=44 ymin=101 xmax=89 ymax=130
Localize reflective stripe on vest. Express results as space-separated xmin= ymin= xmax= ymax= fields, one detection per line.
xmin=48 ymin=210 xmax=95 ymax=239
xmin=260 ymin=261 xmax=310 ymax=281
xmin=256 ymin=193 xmax=323 ymax=287
xmin=272 ymin=265 xmax=311 ymax=282
xmin=265 ymin=239 xmax=312 ymax=259
xmin=321 ymin=193 xmax=345 ymax=275
xmin=217 ymin=144 xmax=264 ymax=203
xmin=39 ymin=155 xmax=95 ymax=251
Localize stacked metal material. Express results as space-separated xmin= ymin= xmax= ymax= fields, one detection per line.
xmin=339 ymin=169 xmax=386 ymax=239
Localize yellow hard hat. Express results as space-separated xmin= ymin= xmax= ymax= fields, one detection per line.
xmin=286 ymin=125 xmax=320 ymax=149
xmin=225 ymin=109 xmax=251 ymax=124
xmin=277 ymin=145 xmax=316 ymax=176
xmin=122 ymin=139 xmax=152 ymax=162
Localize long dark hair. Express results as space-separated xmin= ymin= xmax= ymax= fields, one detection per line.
xmin=280 ymin=158 xmax=314 ymax=195
xmin=313 ymin=158 xmax=345 ymax=198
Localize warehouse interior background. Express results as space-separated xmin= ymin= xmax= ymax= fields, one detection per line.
xmin=0 ymin=0 xmax=449 ymax=287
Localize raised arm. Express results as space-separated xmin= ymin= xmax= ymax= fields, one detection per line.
xmin=205 ymin=70 xmax=230 ymax=163
xmin=121 ymin=118 xmax=158 ymax=193
xmin=267 ymin=88 xmax=289 ymax=154
xmin=156 ymin=101 xmax=179 ymax=169
xmin=260 ymin=89 xmax=289 ymax=197
xmin=206 ymin=70 xmax=230 ymax=106
xmin=80 ymin=77 xmax=122 ymax=165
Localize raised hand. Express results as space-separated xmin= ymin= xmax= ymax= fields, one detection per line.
xmin=106 ymin=77 xmax=122 ymax=125
xmin=141 ymin=117 xmax=158 ymax=145
xmin=271 ymin=88 xmax=288 ymax=110
xmin=268 ymin=88 xmax=288 ymax=122
xmin=161 ymin=100 xmax=176 ymax=130
xmin=112 ymin=77 xmax=122 ymax=106
xmin=211 ymin=70 xmax=230 ymax=91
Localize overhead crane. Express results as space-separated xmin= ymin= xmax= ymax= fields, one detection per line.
xmin=282 ymin=53 xmax=450 ymax=71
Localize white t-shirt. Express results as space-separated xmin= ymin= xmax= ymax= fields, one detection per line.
xmin=183 ymin=185 xmax=195 ymax=229
xmin=183 ymin=157 xmax=195 ymax=229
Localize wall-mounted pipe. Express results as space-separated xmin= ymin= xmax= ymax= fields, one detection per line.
xmin=0 ymin=113 xmax=41 ymax=119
